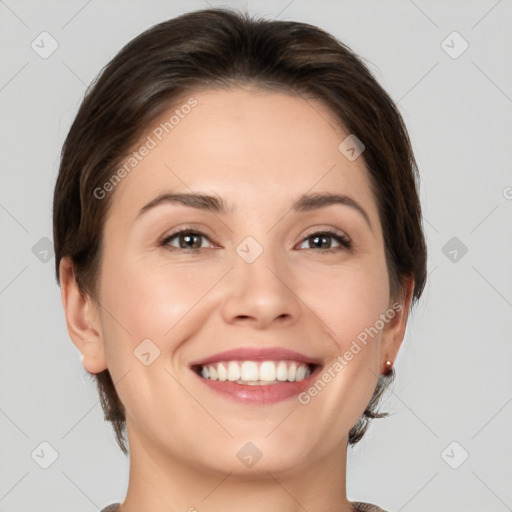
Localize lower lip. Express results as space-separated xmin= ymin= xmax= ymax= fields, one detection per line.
xmin=193 ymin=368 xmax=320 ymax=404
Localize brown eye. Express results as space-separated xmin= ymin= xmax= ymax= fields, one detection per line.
xmin=161 ymin=230 xmax=210 ymax=250
xmin=298 ymin=230 xmax=351 ymax=251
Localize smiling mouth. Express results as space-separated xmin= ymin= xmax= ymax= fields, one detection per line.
xmin=192 ymin=360 xmax=318 ymax=386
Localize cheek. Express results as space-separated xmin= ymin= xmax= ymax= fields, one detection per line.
xmin=292 ymin=251 xmax=390 ymax=412
xmin=96 ymin=259 xmax=224 ymax=428
xmin=98 ymin=255 xmax=228 ymax=356
xmin=298 ymin=252 xmax=390 ymax=351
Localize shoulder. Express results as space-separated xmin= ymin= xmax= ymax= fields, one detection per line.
xmin=351 ymin=501 xmax=389 ymax=512
xmin=101 ymin=504 xmax=121 ymax=512
xmin=100 ymin=502 xmax=387 ymax=512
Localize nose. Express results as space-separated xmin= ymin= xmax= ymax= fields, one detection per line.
xmin=220 ymin=244 xmax=302 ymax=330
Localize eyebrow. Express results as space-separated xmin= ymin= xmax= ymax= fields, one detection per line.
xmin=136 ymin=191 xmax=372 ymax=229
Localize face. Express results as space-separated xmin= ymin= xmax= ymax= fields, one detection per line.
xmin=87 ymin=87 xmax=406 ymax=476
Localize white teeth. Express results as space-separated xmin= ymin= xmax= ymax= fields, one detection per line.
xmin=276 ymin=361 xmax=288 ymax=381
xmin=227 ymin=361 xmax=240 ymax=381
xmin=217 ymin=362 xmax=228 ymax=381
xmin=296 ymin=365 xmax=306 ymax=381
xmin=208 ymin=365 xmax=218 ymax=380
xmin=240 ymin=361 xmax=259 ymax=381
xmin=259 ymin=361 xmax=276 ymax=381
xmin=198 ymin=360 xmax=313 ymax=385
xmin=287 ymin=362 xmax=297 ymax=382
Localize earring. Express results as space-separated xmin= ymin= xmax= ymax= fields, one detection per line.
xmin=383 ymin=360 xmax=393 ymax=376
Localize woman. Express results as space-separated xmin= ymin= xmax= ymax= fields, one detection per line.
xmin=53 ymin=8 xmax=426 ymax=512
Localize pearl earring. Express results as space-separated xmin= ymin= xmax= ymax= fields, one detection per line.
xmin=383 ymin=360 xmax=393 ymax=376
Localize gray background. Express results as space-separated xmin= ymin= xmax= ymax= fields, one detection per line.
xmin=1 ymin=0 xmax=511 ymax=511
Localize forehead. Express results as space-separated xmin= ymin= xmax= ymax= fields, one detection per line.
xmin=106 ymin=87 xmax=378 ymax=225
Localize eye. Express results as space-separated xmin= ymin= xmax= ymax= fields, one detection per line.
xmin=297 ymin=229 xmax=351 ymax=251
xmin=159 ymin=228 xmax=350 ymax=252
xmin=160 ymin=229 xmax=213 ymax=250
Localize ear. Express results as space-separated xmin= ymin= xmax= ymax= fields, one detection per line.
xmin=380 ymin=275 xmax=415 ymax=372
xmin=59 ymin=257 xmax=107 ymax=374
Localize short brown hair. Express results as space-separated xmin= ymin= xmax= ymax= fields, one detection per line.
xmin=53 ymin=7 xmax=427 ymax=455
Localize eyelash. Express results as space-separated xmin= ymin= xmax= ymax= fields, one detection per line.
xmin=159 ymin=228 xmax=351 ymax=253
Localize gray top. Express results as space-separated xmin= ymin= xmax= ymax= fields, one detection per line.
xmin=101 ymin=502 xmax=388 ymax=511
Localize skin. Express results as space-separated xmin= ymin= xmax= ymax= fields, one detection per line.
xmin=60 ymin=86 xmax=414 ymax=512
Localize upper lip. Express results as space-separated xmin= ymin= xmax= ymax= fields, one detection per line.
xmin=189 ymin=347 xmax=323 ymax=367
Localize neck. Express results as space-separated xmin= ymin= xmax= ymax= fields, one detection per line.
xmin=119 ymin=424 xmax=355 ymax=512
